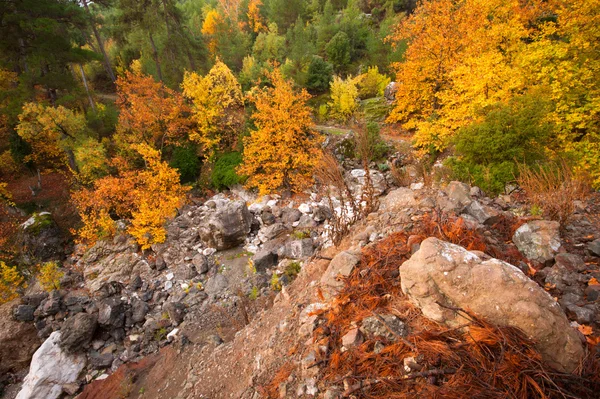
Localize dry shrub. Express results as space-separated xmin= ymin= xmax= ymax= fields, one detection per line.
xmin=312 ymin=232 xmax=600 ymax=399
xmin=315 ymin=149 xmax=377 ymax=246
xmin=517 ymin=161 xmax=591 ymax=227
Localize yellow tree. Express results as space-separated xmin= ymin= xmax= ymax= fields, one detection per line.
xmin=115 ymin=69 xmax=192 ymax=152
xmin=202 ymin=8 xmax=225 ymax=56
xmin=16 ymin=102 xmax=88 ymax=171
xmin=182 ymin=60 xmax=245 ymax=158
xmin=239 ymin=69 xmax=322 ymax=195
xmin=0 ymin=261 xmax=25 ymax=304
xmin=247 ymin=0 xmax=266 ymax=33
xmin=386 ymin=0 xmax=541 ymax=152
xmin=520 ymin=0 xmax=600 ymax=187
xmin=72 ymin=144 xmax=189 ymax=249
xmin=328 ymin=75 xmax=360 ymax=122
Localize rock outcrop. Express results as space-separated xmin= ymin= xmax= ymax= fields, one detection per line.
xmin=198 ymin=200 xmax=252 ymax=250
xmin=400 ymin=237 xmax=584 ymax=373
xmin=513 ymin=220 xmax=561 ymax=264
xmin=16 ymin=331 xmax=86 ymax=399
xmin=0 ymin=301 xmax=41 ymax=375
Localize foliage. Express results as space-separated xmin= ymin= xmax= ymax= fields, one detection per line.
xmin=328 ymin=75 xmax=360 ymax=122
xmin=38 ymin=261 xmax=64 ymax=292
xmin=517 ymin=161 xmax=591 ymax=227
xmin=239 ymin=55 xmax=262 ymax=91
xmin=182 ymin=60 xmax=245 ymax=158
xmin=0 ymin=182 xmax=12 ymax=206
xmin=326 ymin=31 xmax=351 ymax=72
xmin=239 ymin=68 xmax=322 ymax=195
xmin=0 ymin=261 xmax=26 ymax=304
xmin=74 ymin=138 xmax=110 ymax=185
xmin=72 ymin=144 xmax=189 ymax=249
xmin=306 ymin=56 xmax=334 ymax=94
xmin=16 ymin=102 xmax=88 ymax=170
xmin=270 ymin=272 xmax=281 ymax=291
xmin=357 ymin=66 xmax=390 ymax=99
xmin=115 ymin=70 xmax=192 ymax=151
xmin=446 ymin=95 xmax=553 ymax=195
xmin=252 ymin=23 xmax=286 ymax=63
xmin=211 ymin=152 xmax=245 ymax=189
xmin=170 ymin=145 xmax=200 ymax=183
xmin=360 ymin=122 xmax=390 ymax=162
xmin=284 ymin=261 xmax=301 ymax=279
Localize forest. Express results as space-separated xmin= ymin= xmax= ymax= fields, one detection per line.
xmin=1 ymin=0 xmax=600 ymax=296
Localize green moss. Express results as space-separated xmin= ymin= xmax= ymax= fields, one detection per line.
xmin=26 ymin=213 xmax=54 ymax=236
xmin=361 ymin=97 xmax=392 ymax=122
xmin=284 ymin=261 xmax=302 ymax=279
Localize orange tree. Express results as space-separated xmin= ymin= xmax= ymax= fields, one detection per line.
xmin=115 ymin=69 xmax=193 ymax=152
xmin=238 ymin=68 xmax=322 ymax=195
xmin=72 ymin=144 xmax=189 ymax=249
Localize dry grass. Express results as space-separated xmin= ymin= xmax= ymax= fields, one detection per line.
xmin=517 ymin=161 xmax=591 ymax=227
xmin=308 ymin=231 xmax=600 ymax=399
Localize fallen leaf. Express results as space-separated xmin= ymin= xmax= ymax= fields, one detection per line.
xmin=586 ymin=335 xmax=600 ymax=346
xmin=588 ymin=277 xmax=600 ymax=286
xmin=578 ymin=325 xmax=593 ymax=336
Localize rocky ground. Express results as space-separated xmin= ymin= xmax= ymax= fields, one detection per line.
xmin=1 ymin=135 xmax=600 ymax=399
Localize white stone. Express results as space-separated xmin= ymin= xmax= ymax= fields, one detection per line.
xmin=167 ymin=328 xmax=179 ymax=342
xmin=16 ymin=332 xmax=86 ymax=399
xmin=410 ymin=182 xmax=424 ymax=190
xmin=203 ymin=247 xmax=217 ymax=256
xmin=298 ymin=204 xmax=311 ymax=214
xmin=166 ymin=272 xmax=174 ymax=281
xmin=266 ymin=199 xmax=278 ymax=208
xmin=164 ymin=281 xmax=173 ymax=291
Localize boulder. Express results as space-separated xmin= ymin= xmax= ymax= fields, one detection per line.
xmin=464 ymin=200 xmax=501 ymax=225
xmin=163 ymin=302 xmax=186 ymax=326
xmin=198 ymin=200 xmax=252 ymax=250
xmin=16 ymin=331 xmax=86 ymax=399
xmin=285 ymin=238 xmax=315 ymax=259
xmin=384 ymin=81 xmax=397 ymax=102
xmin=192 ymin=254 xmax=209 ymax=274
xmin=21 ymin=212 xmax=66 ymax=261
xmin=281 ymin=208 xmax=302 ymax=224
xmin=259 ymin=223 xmax=287 ymax=242
xmin=0 ymin=300 xmax=41 ymax=375
xmin=13 ymin=304 xmax=36 ymax=322
xmin=360 ymin=314 xmax=407 ymax=341
xmin=97 ymin=298 xmax=125 ymax=328
xmin=321 ymin=251 xmax=361 ymax=290
xmin=381 ymin=188 xmax=416 ymax=210
xmin=442 ymin=181 xmax=471 ymax=213
xmin=312 ymin=205 xmax=333 ymax=222
xmin=588 ymin=239 xmax=600 ymax=257
xmin=252 ymin=249 xmax=278 ymax=271
xmin=400 ymin=237 xmax=584 ymax=373
xmin=59 ymin=313 xmax=97 ymax=352
xmin=513 ymin=220 xmax=561 ymax=264
xmin=349 ymin=169 xmax=387 ymax=196
xmin=130 ymin=299 xmax=150 ymax=324
xmin=204 ymin=274 xmax=229 ymax=296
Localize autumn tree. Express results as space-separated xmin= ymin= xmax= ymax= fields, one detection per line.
xmin=328 ymin=75 xmax=360 ymax=122
xmin=115 ymin=69 xmax=193 ymax=152
xmin=0 ymin=261 xmax=26 ymax=304
xmin=239 ymin=68 xmax=322 ymax=194
xmin=182 ymin=60 xmax=245 ymax=158
xmin=72 ymin=144 xmax=189 ymax=249
xmin=16 ymin=102 xmax=89 ymax=172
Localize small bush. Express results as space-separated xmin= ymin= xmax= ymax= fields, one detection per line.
xmin=306 ymin=56 xmax=333 ymax=94
xmin=211 ymin=152 xmax=245 ymax=189
xmin=0 ymin=261 xmax=26 ymax=304
xmin=284 ymin=261 xmax=301 ymax=279
xmin=170 ymin=145 xmax=200 ymax=183
xmin=353 ymin=122 xmax=390 ymax=162
xmin=447 ymin=95 xmax=553 ymax=195
xmin=517 ymin=161 xmax=590 ymax=227
xmin=38 ymin=261 xmax=64 ymax=292
xmin=357 ymin=66 xmax=391 ymax=99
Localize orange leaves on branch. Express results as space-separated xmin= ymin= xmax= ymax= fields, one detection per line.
xmin=238 ymin=68 xmax=322 ymax=195
xmin=115 ymin=70 xmax=192 ymax=152
xmin=247 ymin=0 xmax=266 ymax=33
xmin=72 ymin=144 xmax=189 ymax=249
xmin=182 ymin=60 xmax=244 ymax=158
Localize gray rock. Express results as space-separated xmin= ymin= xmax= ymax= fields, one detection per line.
xmin=554 ymin=253 xmax=587 ymax=273
xmin=381 ymin=188 xmax=416 ymax=211
xmin=588 ymin=239 xmax=600 ymax=257
xmin=285 ymin=239 xmax=315 ymax=259
xmin=281 ymin=208 xmax=302 ymax=224
xmin=384 ymin=81 xmax=397 ymax=101
xmin=174 ymin=263 xmax=197 ymax=280
xmin=164 ymin=302 xmax=186 ymax=326
xmin=296 ymin=214 xmax=317 ymax=229
xmin=14 ymin=305 xmax=36 ymax=322
xmin=312 ymin=205 xmax=333 ymax=222
xmin=513 ymin=220 xmax=561 ymax=264
xmin=198 ymin=200 xmax=252 ymax=250
xmin=464 ymin=200 xmax=501 ymax=225
xmin=89 ymin=352 xmax=113 ymax=369
xmin=22 ymin=293 xmax=48 ymax=308
xmin=321 ymin=251 xmax=361 ymax=290
xmin=36 ymin=293 xmax=61 ymax=317
xmin=130 ymin=299 xmax=149 ymax=324
xmin=260 ymin=223 xmax=287 ymax=241
xmin=348 ymin=169 xmax=387 ymax=196
xmin=59 ymin=313 xmax=97 ymax=352
xmin=21 ymin=213 xmax=66 ymax=262
xmin=97 ymin=298 xmax=125 ymax=328
xmin=192 ymin=254 xmax=209 ymax=274
xmin=252 ymin=249 xmax=278 ymax=272
xmin=400 ymin=237 xmax=584 ymax=373
xmin=204 ymin=274 xmax=229 ymax=296
xmin=261 ymin=211 xmax=276 ymax=226
xmin=16 ymin=332 xmax=86 ymax=399
xmin=440 ymin=181 xmax=472 ymax=214
xmin=360 ymin=314 xmax=407 ymax=341
xmin=566 ymin=305 xmax=595 ymax=324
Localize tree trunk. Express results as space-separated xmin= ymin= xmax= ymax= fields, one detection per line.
xmin=79 ymin=64 xmax=96 ymax=112
xmin=81 ymin=0 xmax=116 ymax=82
xmin=148 ymin=33 xmax=164 ymax=82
